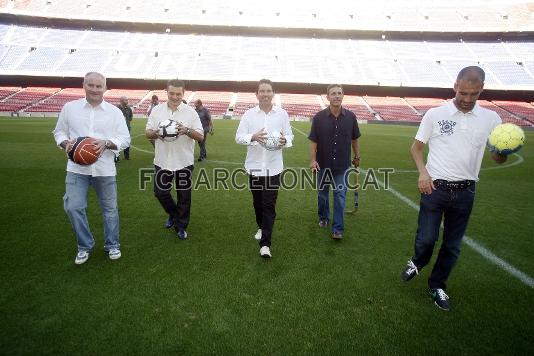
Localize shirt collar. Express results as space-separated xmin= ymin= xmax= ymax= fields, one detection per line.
xmin=447 ymin=99 xmax=480 ymax=116
xmin=167 ymin=102 xmax=184 ymax=112
xmin=255 ymin=104 xmax=278 ymax=114
xmin=327 ymin=106 xmax=346 ymax=118
xmin=83 ymin=98 xmax=105 ymax=110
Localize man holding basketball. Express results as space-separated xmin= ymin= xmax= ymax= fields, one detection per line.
xmin=53 ymin=72 xmax=130 ymax=265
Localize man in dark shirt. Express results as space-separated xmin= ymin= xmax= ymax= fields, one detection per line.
xmin=194 ymin=99 xmax=213 ymax=161
xmin=117 ymin=96 xmax=133 ymax=160
xmin=308 ymin=84 xmax=361 ymax=240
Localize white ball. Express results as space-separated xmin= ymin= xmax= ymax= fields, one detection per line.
xmin=158 ymin=119 xmax=180 ymax=142
xmin=262 ymin=131 xmax=282 ymax=151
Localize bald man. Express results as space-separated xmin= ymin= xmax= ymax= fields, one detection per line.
xmin=53 ymin=72 xmax=130 ymax=264
xmin=400 ymin=66 xmax=507 ymax=311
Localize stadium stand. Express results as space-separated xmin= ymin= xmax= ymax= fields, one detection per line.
xmin=0 ymin=86 xmax=20 ymax=100
xmin=362 ymin=96 xmax=421 ymax=122
xmin=327 ymin=95 xmax=377 ymax=121
xmin=492 ymin=101 xmax=534 ymax=123
xmin=1 ymin=24 xmax=534 ymax=90
xmin=0 ymin=87 xmax=59 ymax=112
xmin=26 ymin=88 xmax=84 ymax=112
xmin=0 ymin=2 xmax=533 ymax=126
xmin=2 ymin=1 xmax=532 ymax=32
xmin=404 ymin=97 xmax=447 ymax=116
xmin=279 ymin=94 xmax=322 ymax=118
xmin=188 ymin=91 xmax=233 ymax=115
xmin=1 ymin=86 xmax=533 ymax=126
xmin=103 ymin=89 xmax=148 ymax=106
xmin=233 ymin=93 xmax=258 ymax=116
xmin=478 ymin=100 xmax=531 ymax=127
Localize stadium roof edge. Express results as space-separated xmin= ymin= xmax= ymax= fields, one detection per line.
xmin=1 ymin=13 xmax=533 ymax=41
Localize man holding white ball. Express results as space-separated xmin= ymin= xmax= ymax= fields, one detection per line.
xmin=235 ymin=79 xmax=294 ymax=258
xmin=400 ymin=66 xmax=508 ymax=311
xmin=145 ymin=79 xmax=204 ymax=240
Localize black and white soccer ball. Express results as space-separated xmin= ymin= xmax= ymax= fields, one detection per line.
xmin=262 ymin=131 xmax=282 ymax=151
xmin=158 ymin=119 xmax=180 ymax=142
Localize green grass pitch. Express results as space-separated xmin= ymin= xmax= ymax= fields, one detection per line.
xmin=0 ymin=117 xmax=533 ymax=355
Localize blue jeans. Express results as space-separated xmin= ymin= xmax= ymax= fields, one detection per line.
xmin=412 ymin=185 xmax=475 ymax=290
xmin=63 ymin=172 xmax=120 ymax=252
xmin=317 ymin=169 xmax=348 ymax=234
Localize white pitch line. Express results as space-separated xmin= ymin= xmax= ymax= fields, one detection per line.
xmin=289 ymin=128 xmax=534 ymax=289
xmin=291 ymin=125 xmax=309 ymax=138
xmin=369 ymin=169 xmax=534 ymax=289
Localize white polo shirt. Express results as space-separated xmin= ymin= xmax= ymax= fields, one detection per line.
xmin=146 ymin=102 xmax=203 ymax=171
xmin=235 ymin=105 xmax=294 ymax=177
xmin=415 ymin=100 xmax=501 ymax=181
xmin=53 ymin=98 xmax=131 ymax=177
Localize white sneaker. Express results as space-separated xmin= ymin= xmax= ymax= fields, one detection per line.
xmin=254 ymin=229 xmax=262 ymax=241
xmin=108 ymin=248 xmax=121 ymax=260
xmin=260 ymin=246 xmax=271 ymax=258
xmin=75 ymin=251 xmax=89 ymax=265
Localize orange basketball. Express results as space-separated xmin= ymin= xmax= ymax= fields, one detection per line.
xmin=68 ymin=137 xmax=100 ymax=165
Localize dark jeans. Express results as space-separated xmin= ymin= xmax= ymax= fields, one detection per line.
xmin=411 ymin=184 xmax=476 ymax=290
xmin=198 ymin=130 xmax=209 ymax=159
xmin=249 ymin=174 xmax=280 ymax=247
xmin=154 ymin=165 xmax=193 ymax=231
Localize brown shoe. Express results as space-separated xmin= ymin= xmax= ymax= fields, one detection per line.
xmin=332 ymin=232 xmax=343 ymax=240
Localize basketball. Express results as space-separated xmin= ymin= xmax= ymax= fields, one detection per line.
xmin=68 ymin=136 xmax=100 ymax=165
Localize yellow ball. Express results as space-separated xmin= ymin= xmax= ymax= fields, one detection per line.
xmin=487 ymin=123 xmax=525 ymax=155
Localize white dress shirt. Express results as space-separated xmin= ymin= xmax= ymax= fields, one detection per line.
xmin=53 ymin=98 xmax=131 ymax=177
xmin=146 ymin=102 xmax=203 ymax=171
xmin=235 ymin=105 xmax=293 ymax=176
xmin=415 ymin=100 xmax=501 ymax=181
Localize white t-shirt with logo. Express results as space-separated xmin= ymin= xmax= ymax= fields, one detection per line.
xmin=415 ymin=100 xmax=501 ymax=181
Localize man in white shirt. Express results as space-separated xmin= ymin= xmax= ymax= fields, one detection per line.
xmin=235 ymin=79 xmax=294 ymax=258
xmin=53 ymin=72 xmax=131 ymax=265
xmin=145 ymin=79 xmax=204 ymax=240
xmin=400 ymin=66 xmax=507 ymax=311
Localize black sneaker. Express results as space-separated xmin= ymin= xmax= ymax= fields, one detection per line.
xmin=164 ymin=216 xmax=174 ymax=229
xmin=177 ymin=228 xmax=188 ymax=240
xmin=429 ymin=288 xmax=450 ymax=311
xmin=401 ymin=260 xmax=419 ymax=282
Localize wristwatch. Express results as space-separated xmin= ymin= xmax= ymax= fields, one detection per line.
xmin=186 ymin=128 xmax=191 ymax=136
